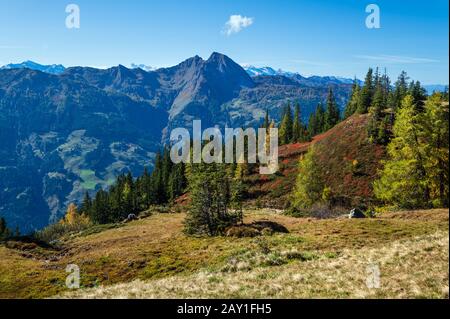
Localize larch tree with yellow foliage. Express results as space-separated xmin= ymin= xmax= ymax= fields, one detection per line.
xmin=374 ymin=93 xmax=449 ymax=208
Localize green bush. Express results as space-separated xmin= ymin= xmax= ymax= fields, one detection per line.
xmin=34 ymin=220 xmax=91 ymax=244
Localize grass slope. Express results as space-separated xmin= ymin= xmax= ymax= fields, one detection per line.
xmin=0 ymin=209 xmax=448 ymax=299
xmin=246 ymin=114 xmax=385 ymax=208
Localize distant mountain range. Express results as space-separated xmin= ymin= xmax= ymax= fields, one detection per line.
xmin=242 ymin=65 xmax=358 ymax=85
xmin=1 ymin=60 xmax=66 ymax=75
xmin=241 ymin=65 xmax=448 ymax=95
xmin=3 ymin=60 xmax=446 ymax=95
xmin=0 ymin=53 xmax=356 ymax=232
xmin=0 ymin=54 xmax=447 ymax=231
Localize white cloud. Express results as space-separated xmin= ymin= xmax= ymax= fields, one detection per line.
xmin=354 ymin=54 xmax=439 ymax=64
xmin=223 ymin=15 xmax=254 ymax=36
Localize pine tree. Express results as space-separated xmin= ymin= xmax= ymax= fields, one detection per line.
xmin=381 ymin=69 xmax=391 ymax=106
xmin=367 ymin=78 xmax=388 ymax=143
xmin=409 ymin=81 xmax=427 ymax=112
xmin=344 ymin=79 xmax=361 ymax=118
xmin=371 ymin=81 xmax=385 ymax=120
xmin=168 ymin=163 xmax=187 ymax=202
xmin=292 ymin=103 xmax=302 ymax=142
xmin=91 ymin=189 xmax=111 ymax=224
xmin=279 ymin=103 xmax=293 ymax=145
xmin=308 ymin=103 xmax=326 ymax=136
xmin=184 ymin=162 xmax=238 ymax=236
xmin=376 ymin=115 xmax=390 ymax=145
xmin=152 ymin=152 xmax=166 ymax=203
xmin=80 ymin=191 xmax=92 ymax=216
xmin=357 ymin=68 xmax=374 ymax=114
xmin=0 ymin=217 xmax=9 ymax=240
xmin=389 ymin=71 xmax=409 ymax=111
xmin=308 ymin=112 xmax=317 ymax=137
xmin=324 ymin=87 xmax=340 ymax=130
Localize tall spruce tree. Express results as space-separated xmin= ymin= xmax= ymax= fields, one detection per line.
xmin=308 ymin=103 xmax=325 ymax=136
xmin=357 ymin=68 xmax=374 ymax=114
xmin=80 ymin=191 xmax=92 ymax=216
xmin=344 ymin=79 xmax=361 ymax=118
xmin=292 ymin=102 xmax=302 ymax=142
xmin=324 ymin=87 xmax=340 ymax=130
xmin=279 ymin=103 xmax=293 ymax=145
xmin=409 ymin=81 xmax=427 ymax=112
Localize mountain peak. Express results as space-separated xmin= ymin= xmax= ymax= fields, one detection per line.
xmin=1 ymin=61 xmax=66 ymax=75
xmin=206 ymin=52 xmax=235 ymax=65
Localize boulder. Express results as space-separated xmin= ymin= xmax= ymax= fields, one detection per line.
xmin=125 ymin=214 xmax=138 ymax=222
xmin=349 ymin=208 xmax=366 ymax=219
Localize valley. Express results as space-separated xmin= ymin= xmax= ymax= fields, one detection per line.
xmin=0 ymin=53 xmax=353 ymax=232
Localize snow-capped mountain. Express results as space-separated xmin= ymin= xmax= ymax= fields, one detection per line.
xmin=242 ymin=65 xmax=359 ymax=85
xmin=1 ymin=60 xmax=65 ymax=74
xmin=241 ymin=65 xmax=296 ymax=77
xmin=130 ymin=63 xmax=158 ymax=72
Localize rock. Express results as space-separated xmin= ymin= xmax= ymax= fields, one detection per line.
xmin=125 ymin=214 xmax=138 ymax=223
xmin=349 ymin=208 xmax=366 ymax=219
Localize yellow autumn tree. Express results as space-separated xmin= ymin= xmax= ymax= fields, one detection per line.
xmin=61 ymin=203 xmax=90 ymax=226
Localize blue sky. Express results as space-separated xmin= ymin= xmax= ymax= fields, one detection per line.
xmin=0 ymin=0 xmax=448 ymax=84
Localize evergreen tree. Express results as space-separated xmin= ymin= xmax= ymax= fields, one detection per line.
xmin=409 ymin=81 xmax=427 ymax=112
xmin=0 ymin=217 xmax=10 ymax=240
xmin=308 ymin=112 xmax=317 ymax=137
xmin=80 ymin=191 xmax=92 ymax=216
xmin=184 ymin=162 xmax=238 ymax=236
xmin=357 ymin=68 xmax=374 ymax=114
xmin=168 ymin=163 xmax=187 ymax=202
xmin=308 ymin=103 xmax=326 ymax=136
xmin=381 ymin=69 xmax=391 ymax=106
xmin=376 ymin=115 xmax=391 ymax=145
xmin=292 ymin=102 xmax=302 ymax=142
xmin=279 ymin=103 xmax=293 ymax=145
xmin=371 ymin=81 xmax=385 ymax=119
xmin=344 ymin=79 xmax=361 ymax=118
xmin=152 ymin=152 xmax=166 ymax=203
xmin=324 ymin=87 xmax=340 ymax=130
xmin=367 ymin=78 xmax=389 ymax=143
xmin=91 ymin=189 xmax=111 ymax=224
xmin=389 ymin=71 xmax=409 ymax=111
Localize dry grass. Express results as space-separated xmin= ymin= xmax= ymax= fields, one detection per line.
xmin=58 ymin=230 xmax=449 ymax=299
xmin=0 ymin=208 xmax=448 ymax=299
